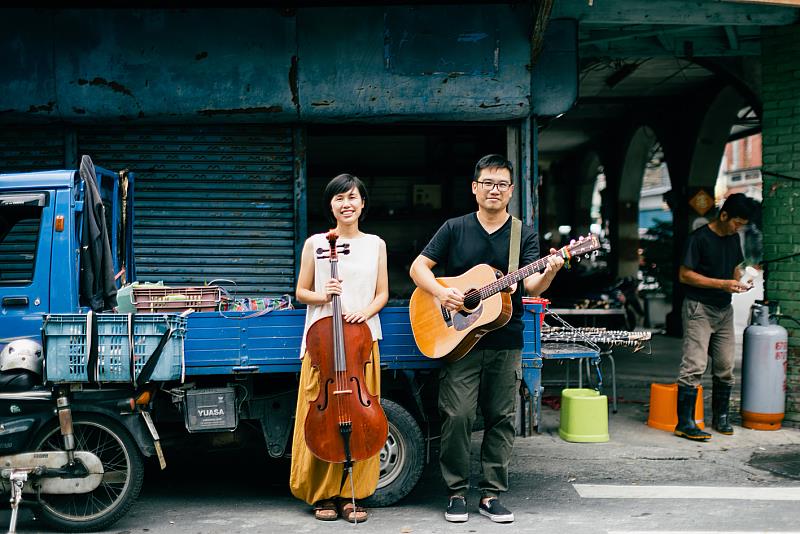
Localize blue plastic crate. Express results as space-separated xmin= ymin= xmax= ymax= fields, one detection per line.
xmin=44 ymin=313 xmax=186 ymax=384
xmin=132 ymin=314 xmax=186 ymax=382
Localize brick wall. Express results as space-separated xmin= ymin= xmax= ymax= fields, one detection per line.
xmin=761 ymin=24 xmax=800 ymax=423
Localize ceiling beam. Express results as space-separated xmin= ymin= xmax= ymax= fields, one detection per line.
xmin=580 ymin=41 xmax=761 ymax=57
xmin=581 ymin=25 xmax=707 ymax=46
xmin=551 ymin=0 xmax=800 ymax=26
xmin=722 ymin=0 xmax=800 ymax=7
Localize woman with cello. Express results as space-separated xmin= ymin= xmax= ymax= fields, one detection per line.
xmin=289 ymin=173 xmax=389 ymax=523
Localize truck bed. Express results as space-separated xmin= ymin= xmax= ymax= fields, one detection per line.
xmin=183 ymin=305 xmax=543 ymax=376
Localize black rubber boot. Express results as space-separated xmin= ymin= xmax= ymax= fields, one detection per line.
xmin=712 ymin=382 xmax=734 ymax=435
xmin=674 ymin=385 xmax=711 ymax=441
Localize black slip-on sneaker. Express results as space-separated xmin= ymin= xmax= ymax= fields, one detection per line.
xmin=445 ymin=496 xmax=468 ymax=522
xmin=479 ymin=498 xmax=514 ymax=523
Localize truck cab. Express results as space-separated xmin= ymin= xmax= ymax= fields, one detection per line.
xmin=0 ymin=164 xmax=134 ymax=347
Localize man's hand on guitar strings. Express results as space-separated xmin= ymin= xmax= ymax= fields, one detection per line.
xmin=437 ymin=287 xmax=465 ymax=311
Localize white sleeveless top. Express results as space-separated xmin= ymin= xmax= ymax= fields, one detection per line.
xmin=300 ymin=232 xmax=384 ymax=357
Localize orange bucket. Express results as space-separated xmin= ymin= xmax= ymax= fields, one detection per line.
xmin=647 ymin=383 xmax=705 ymax=431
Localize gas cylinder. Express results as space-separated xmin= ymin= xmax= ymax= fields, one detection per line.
xmin=741 ymin=301 xmax=787 ymax=430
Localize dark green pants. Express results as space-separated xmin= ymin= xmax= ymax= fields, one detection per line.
xmin=438 ymin=348 xmax=522 ymax=498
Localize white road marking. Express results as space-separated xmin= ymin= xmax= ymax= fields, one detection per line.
xmin=574 ymin=484 xmax=800 ymax=500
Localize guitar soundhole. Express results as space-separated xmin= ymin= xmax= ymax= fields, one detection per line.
xmin=462 ymin=289 xmax=481 ymax=312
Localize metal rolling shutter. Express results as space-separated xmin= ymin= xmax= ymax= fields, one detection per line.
xmin=78 ymin=126 xmax=296 ymax=296
xmin=0 ymin=128 xmax=65 ymax=173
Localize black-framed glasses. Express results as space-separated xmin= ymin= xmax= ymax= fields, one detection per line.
xmin=474 ymin=180 xmax=512 ymax=192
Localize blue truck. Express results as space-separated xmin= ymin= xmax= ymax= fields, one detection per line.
xmin=0 ymin=159 xmax=559 ymax=532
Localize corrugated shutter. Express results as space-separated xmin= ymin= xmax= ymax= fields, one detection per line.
xmin=78 ymin=126 xmax=296 ymax=296
xmin=0 ymin=128 xmax=65 ymax=173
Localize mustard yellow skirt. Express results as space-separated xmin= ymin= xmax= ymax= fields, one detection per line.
xmin=289 ymin=342 xmax=381 ymax=505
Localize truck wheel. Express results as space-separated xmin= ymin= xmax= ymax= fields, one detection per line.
xmin=32 ymin=414 xmax=144 ymax=532
xmin=363 ymin=398 xmax=425 ymax=507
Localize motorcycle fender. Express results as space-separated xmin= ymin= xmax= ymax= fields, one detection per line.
xmin=68 ymin=408 xmax=154 ymax=458
xmin=0 ymin=451 xmax=103 ymax=494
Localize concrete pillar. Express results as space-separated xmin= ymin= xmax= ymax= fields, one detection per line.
xmin=572 ymin=151 xmax=602 ymax=239
xmin=598 ymin=125 xmax=657 ymax=280
xmin=541 ymin=160 xmax=573 ymax=248
xmin=617 ymin=127 xmax=658 ymax=278
xmin=544 ymin=150 xmax=602 ymax=249
xmin=657 ymin=84 xmax=748 ymax=336
xmin=761 ymin=24 xmax=800 ymax=424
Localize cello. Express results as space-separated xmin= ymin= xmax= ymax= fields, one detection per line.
xmin=303 ymin=230 xmax=389 ymax=501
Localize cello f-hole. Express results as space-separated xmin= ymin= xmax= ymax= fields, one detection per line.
xmin=351 ymin=376 xmax=372 ymax=408
xmin=316 ymin=378 xmax=334 ymax=411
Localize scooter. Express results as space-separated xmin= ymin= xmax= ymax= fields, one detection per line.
xmin=1 ymin=345 xmax=147 ymax=533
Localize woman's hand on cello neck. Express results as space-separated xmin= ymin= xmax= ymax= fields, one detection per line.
xmin=321 ymin=278 xmax=343 ymax=302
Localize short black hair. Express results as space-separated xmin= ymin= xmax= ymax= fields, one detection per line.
xmin=322 ymin=173 xmax=369 ymax=224
xmin=719 ymin=192 xmax=754 ymax=221
xmin=474 ymin=154 xmax=514 ymax=183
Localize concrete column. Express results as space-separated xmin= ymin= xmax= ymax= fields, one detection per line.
xmin=657 ymin=85 xmax=748 ymax=335
xmin=617 ymin=127 xmax=658 ymax=278
xmin=598 ymin=125 xmax=656 ymax=280
xmin=572 ymin=151 xmax=602 ymax=239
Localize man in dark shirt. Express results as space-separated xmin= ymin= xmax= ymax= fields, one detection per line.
xmin=409 ymin=154 xmax=563 ymax=523
xmin=675 ymin=193 xmax=754 ymax=441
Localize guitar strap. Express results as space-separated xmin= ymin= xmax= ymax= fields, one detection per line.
xmin=508 ymin=216 xmax=522 ymax=273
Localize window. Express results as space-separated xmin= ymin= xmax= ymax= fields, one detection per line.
xmin=0 ymin=194 xmax=45 ymax=285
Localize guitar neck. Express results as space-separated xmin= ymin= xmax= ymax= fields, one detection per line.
xmin=480 ymin=254 xmax=558 ymax=299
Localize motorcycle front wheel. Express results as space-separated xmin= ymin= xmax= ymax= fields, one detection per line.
xmin=32 ymin=414 xmax=144 ymax=532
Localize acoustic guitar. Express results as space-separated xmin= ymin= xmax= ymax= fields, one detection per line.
xmin=409 ymin=235 xmax=600 ymax=361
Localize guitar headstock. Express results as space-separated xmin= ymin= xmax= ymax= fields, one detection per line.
xmin=565 ymin=234 xmax=601 ymax=258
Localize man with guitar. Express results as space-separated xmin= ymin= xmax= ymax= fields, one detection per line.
xmin=409 ymin=154 xmax=564 ymax=523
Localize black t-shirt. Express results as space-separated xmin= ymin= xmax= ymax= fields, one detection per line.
xmin=420 ymin=213 xmax=540 ymax=350
xmin=682 ymin=225 xmax=744 ymax=308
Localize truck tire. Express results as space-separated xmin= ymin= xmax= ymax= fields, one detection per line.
xmin=363 ymin=398 xmax=425 ymax=507
xmin=31 ymin=414 xmax=144 ymax=532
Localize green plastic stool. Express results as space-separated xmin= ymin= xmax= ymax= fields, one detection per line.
xmin=559 ymin=388 xmax=609 ymax=443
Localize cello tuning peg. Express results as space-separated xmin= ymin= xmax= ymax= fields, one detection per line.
xmin=340 ymin=249 xmax=351 ymax=255
xmin=316 ymin=248 xmax=326 ymax=255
